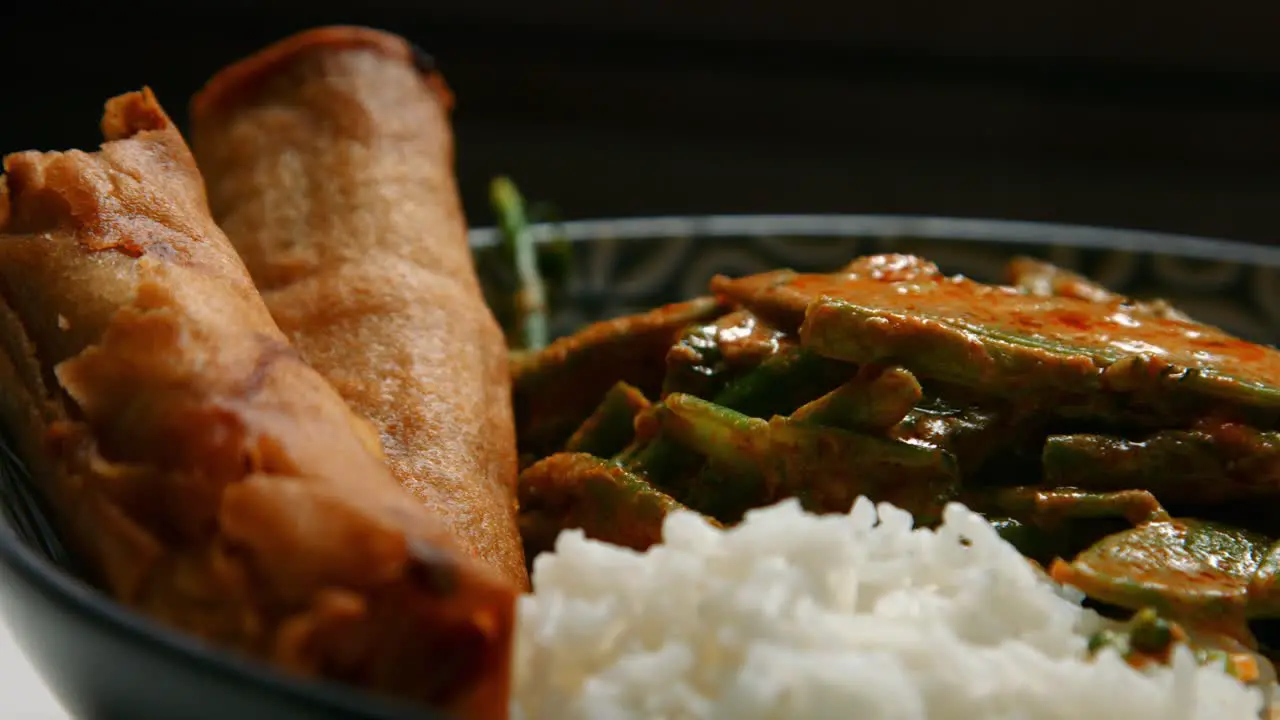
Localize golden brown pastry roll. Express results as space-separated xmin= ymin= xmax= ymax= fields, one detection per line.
xmin=189 ymin=26 xmax=527 ymax=589
xmin=0 ymin=89 xmax=513 ymax=719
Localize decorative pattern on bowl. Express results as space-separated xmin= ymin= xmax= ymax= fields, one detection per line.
xmin=470 ymin=215 xmax=1280 ymax=345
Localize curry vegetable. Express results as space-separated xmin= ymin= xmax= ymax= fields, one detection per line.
xmin=509 ymin=248 xmax=1280 ymax=682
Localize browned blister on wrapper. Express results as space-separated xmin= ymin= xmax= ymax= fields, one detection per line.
xmin=0 ymin=88 xmax=513 ymax=719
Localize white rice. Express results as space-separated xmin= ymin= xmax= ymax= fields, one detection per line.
xmin=512 ymin=498 xmax=1264 ymax=719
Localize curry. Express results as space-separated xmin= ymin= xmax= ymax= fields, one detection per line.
xmin=513 ymin=251 xmax=1280 ymax=683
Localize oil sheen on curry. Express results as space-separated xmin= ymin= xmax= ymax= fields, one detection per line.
xmin=713 ymin=254 xmax=1280 ymax=409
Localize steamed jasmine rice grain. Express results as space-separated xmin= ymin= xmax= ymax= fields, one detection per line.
xmin=512 ymin=498 xmax=1264 ymax=719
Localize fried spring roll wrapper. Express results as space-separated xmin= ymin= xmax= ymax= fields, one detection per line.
xmin=0 ymin=90 xmax=513 ymax=718
xmin=189 ymin=27 xmax=527 ymax=588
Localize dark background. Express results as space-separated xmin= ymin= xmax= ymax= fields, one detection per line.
xmin=4 ymin=3 xmax=1280 ymax=242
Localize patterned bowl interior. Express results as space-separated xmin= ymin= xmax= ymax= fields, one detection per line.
xmin=470 ymin=215 xmax=1280 ymax=346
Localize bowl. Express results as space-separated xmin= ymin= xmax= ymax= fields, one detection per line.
xmin=4 ymin=214 xmax=1280 ymax=719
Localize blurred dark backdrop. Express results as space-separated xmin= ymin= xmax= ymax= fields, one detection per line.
xmin=4 ymin=3 xmax=1280 ymax=241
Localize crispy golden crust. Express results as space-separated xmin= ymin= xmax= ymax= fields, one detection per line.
xmin=190 ymin=27 xmax=527 ymax=588
xmin=0 ymin=89 xmax=513 ymax=718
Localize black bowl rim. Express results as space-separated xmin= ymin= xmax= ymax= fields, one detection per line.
xmin=467 ymin=213 xmax=1280 ymax=268
xmin=3 ymin=212 xmax=1278 ymax=718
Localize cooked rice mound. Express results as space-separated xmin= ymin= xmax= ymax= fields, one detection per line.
xmin=512 ymin=499 xmax=1263 ymax=719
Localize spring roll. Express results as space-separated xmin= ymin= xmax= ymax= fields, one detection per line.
xmin=0 ymin=89 xmax=512 ymax=718
xmin=189 ymin=27 xmax=527 ymax=588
